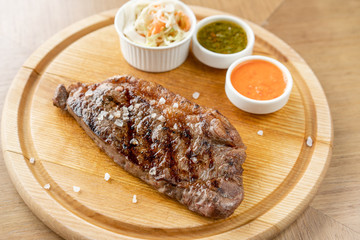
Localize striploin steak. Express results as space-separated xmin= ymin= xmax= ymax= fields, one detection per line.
xmin=53 ymin=75 xmax=246 ymax=219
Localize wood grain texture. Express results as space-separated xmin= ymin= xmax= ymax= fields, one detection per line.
xmin=275 ymin=206 xmax=360 ymax=240
xmin=1 ymin=4 xmax=332 ymax=240
xmin=266 ymin=0 xmax=360 ymax=238
xmin=1 ymin=0 xmax=359 ymax=239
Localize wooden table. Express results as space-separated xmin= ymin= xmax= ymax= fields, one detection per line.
xmin=0 ymin=0 xmax=359 ymax=239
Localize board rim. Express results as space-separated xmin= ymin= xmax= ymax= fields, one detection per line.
xmin=1 ymin=6 xmax=333 ymax=240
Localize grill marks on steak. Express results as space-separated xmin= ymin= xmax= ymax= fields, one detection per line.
xmin=53 ymin=75 xmax=246 ymax=219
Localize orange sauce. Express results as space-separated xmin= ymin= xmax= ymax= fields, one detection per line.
xmin=231 ymin=60 xmax=286 ymax=100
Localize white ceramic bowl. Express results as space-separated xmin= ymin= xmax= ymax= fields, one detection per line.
xmin=225 ymin=55 xmax=293 ymax=114
xmin=114 ymin=0 xmax=196 ymax=73
xmin=192 ymin=15 xmax=255 ymax=69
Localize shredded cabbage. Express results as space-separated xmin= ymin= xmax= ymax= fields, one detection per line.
xmin=123 ymin=0 xmax=191 ymax=47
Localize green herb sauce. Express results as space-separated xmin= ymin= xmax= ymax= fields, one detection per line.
xmin=197 ymin=21 xmax=247 ymax=54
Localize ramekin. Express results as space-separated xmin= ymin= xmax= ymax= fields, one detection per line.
xmin=114 ymin=0 xmax=196 ymax=72
xmin=225 ymin=55 xmax=293 ymax=114
xmin=192 ymin=15 xmax=255 ymax=69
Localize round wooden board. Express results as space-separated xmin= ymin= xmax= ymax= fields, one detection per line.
xmin=1 ymin=6 xmax=332 ymax=240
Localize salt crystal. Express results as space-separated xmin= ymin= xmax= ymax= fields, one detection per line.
xmin=149 ymin=167 xmax=156 ymax=176
xmin=306 ymin=136 xmax=313 ymax=147
xmin=173 ymin=123 xmax=178 ymax=130
xmin=173 ymin=103 xmax=179 ymax=108
xmin=191 ymin=157 xmax=198 ymax=163
xmin=132 ymin=194 xmax=137 ymax=203
xmin=150 ymin=143 xmax=156 ymax=150
xmin=122 ymin=106 xmax=129 ymax=114
xmin=98 ymin=111 xmax=108 ymax=121
xmin=29 ymin=157 xmax=35 ymax=164
xmin=113 ymin=111 xmax=121 ymax=118
xmin=73 ymin=186 xmax=80 ymax=193
xmin=134 ymin=103 xmax=141 ymax=109
xmin=150 ymin=100 xmax=156 ymax=105
xmin=115 ymin=119 xmax=124 ymax=127
xmin=151 ymin=113 xmax=157 ymax=118
xmin=130 ymin=138 xmax=139 ymax=145
xmin=115 ymin=86 xmax=124 ymax=92
xmin=128 ymin=105 xmax=134 ymax=111
xmin=85 ymin=90 xmax=93 ymax=97
xmin=158 ymin=115 xmax=165 ymax=122
xmin=95 ymin=98 xmax=103 ymax=106
xmin=257 ymin=130 xmax=263 ymax=136
xmin=192 ymin=92 xmax=200 ymax=99
xmin=104 ymin=173 xmax=111 ymax=181
xmin=108 ymin=114 xmax=114 ymax=120
xmin=123 ymin=115 xmax=129 ymax=121
xmin=159 ymin=97 xmax=166 ymax=105
xmin=43 ymin=184 xmax=51 ymax=190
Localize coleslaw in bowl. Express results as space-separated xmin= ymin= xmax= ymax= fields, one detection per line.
xmin=123 ymin=0 xmax=191 ymax=47
xmin=115 ymin=0 xmax=196 ymax=72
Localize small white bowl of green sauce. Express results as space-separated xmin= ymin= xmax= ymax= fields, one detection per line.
xmin=192 ymin=15 xmax=255 ymax=69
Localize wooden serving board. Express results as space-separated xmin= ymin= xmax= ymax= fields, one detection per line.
xmin=1 ymin=6 xmax=333 ymax=240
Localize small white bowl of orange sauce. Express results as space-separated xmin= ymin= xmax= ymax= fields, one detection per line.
xmin=225 ymin=55 xmax=293 ymax=114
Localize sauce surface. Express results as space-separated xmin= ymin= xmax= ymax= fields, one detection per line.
xmin=231 ymin=60 xmax=286 ymax=100
xmin=197 ymin=21 xmax=247 ymax=54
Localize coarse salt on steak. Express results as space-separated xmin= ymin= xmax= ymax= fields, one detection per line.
xmin=53 ymin=75 xmax=246 ymax=219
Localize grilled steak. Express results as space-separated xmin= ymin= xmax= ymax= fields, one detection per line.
xmin=53 ymin=75 xmax=246 ymax=219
